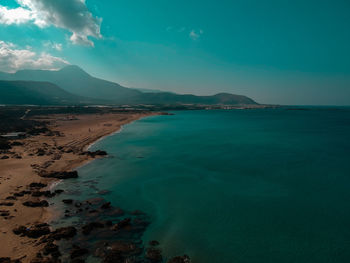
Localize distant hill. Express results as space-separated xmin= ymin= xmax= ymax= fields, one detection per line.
xmin=0 ymin=66 xmax=258 ymax=105
xmin=0 ymin=66 xmax=141 ymax=104
xmin=0 ymin=80 xmax=96 ymax=105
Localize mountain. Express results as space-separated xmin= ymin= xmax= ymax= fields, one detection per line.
xmin=0 ymin=66 xmax=258 ymax=105
xmin=0 ymin=80 xmax=94 ymax=105
xmin=0 ymin=65 xmax=141 ymax=104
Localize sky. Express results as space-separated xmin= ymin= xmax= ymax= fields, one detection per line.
xmin=0 ymin=0 xmax=350 ymax=105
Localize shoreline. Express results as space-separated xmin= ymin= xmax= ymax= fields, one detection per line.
xmin=0 ymin=111 xmax=162 ymax=262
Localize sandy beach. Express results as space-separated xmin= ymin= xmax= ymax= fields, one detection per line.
xmin=0 ymin=111 xmax=159 ymax=262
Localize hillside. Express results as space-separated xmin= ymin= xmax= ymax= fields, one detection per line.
xmin=0 ymin=80 xmax=94 ymax=105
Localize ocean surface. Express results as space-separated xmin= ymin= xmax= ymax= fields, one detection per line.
xmin=58 ymin=107 xmax=350 ymax=263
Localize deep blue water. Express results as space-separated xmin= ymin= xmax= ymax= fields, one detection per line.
xmin=59 ymin=108 xmax=350 ymax=263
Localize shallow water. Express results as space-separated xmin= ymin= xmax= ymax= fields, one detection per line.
xmin=60 ymin=107 xmax=350 ymax=263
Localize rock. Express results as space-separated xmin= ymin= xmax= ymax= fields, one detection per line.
xmin=49 ymin=226 xmax=77 ymax=240
xmin=32 ymin=191 xmax=55 ymax=198
xmin=1 ymin=156 xmax=9 ymax=160
xmin=100 ymin=202 xmax=111 ymax=209
xmin=111 ymin=218 xmax=131 ymax=231
xmin=13 ymin=223 xmax=50 ymax=238
xmin=40 ymin=171 xmax=78 ymax=179
xmin=12 ymin=226 xmax=27 ymax=235
xmin=97 ymin=190 xmax=111 ymax=195
xmin=0 ymin=257 xmax=21 ymax=263
xmin=0 ymin=202 xmax=14 ymax=206
xmin=5 ymin=196 xmax=16 ymax=200
xmin=82 ymin=150 xmax=108 ymax=158
xmin=36 ymin=149 xmax=45 ymax=156
xmin=149 ymin=240 xmax=160 ymax=246
xmin=102 ymin=251 xmax=124 ymax=263
xmin=145 ymin=248 xmax=162 ymax=262
xmin=109 ymin=241 xmax=142 ymax=255
xmin=42 ymin=242 xmax=60 ymax=258
xmin=29 ymin=182 xmax=47 ymax=189
xmin=70 ymin=245 xmax=89 ymax=259
xmin=62 ymin=199 xmax=73 ymax=204
xmin=82 ymin=221 xmax=104 ymax=235
xmin=54 ymin=189 xmax=64 ymax=194
xmin=167 ymin=255 xmax=191 ymax=263
xmin=23 ymin=200 xmax=49 ymax=207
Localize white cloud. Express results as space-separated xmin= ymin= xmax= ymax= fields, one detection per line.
xmin=0 ymin=0 xmax=102 ymax=46
xmin=189 ymin=29 xmax=203 ymax=40
xmin=43 ymin=41 xmax=63 ymax=51
xmin=0 ymin=40 xmax=69 ymax=72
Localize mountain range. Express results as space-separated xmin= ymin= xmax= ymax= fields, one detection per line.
xmin=0 ymin=65 xmax=258 ymax=106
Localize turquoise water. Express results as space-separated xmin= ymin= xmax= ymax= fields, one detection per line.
xmin=66 ymin=108 xmax=350 ymax=262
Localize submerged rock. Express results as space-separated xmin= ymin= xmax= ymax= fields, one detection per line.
xmin=145 ymin=248 xmax=162 ymax=262
xmin=62 ymin=199 xmax=73 ymax=204
xmin=70 ymin=245 xmax=89 ymax=259
xmin=82 ymin=221 xmax=105 ymax=235
xmin=167 ymin=255 xmax=191 ymax=263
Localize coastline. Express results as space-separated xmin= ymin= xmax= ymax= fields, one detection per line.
xmin=0 ymin=111 xmax=161 ymax=262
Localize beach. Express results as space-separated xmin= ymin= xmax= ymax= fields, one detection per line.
xmin=0 ymin=111 xmax=159 ymax=262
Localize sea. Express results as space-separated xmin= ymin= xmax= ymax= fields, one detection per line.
xmin=55 ymin=107 xmax=350 ymax=263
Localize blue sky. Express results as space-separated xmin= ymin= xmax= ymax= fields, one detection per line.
xmin=0 ymin=0 xmax=350 ymax=105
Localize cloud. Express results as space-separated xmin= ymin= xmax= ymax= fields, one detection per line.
xmin=0 ymin=0 xmax=102 ymax=46
xmin=189 ymin=29 xmax=203 ymax=40
xmin=0 ymin=40 xmax=69 ymax=72
xmin=43 ymin=41 xmax=63 ymax=51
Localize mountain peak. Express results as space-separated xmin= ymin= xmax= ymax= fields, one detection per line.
xmin=59 ymin=65 xmax=90 ymax=77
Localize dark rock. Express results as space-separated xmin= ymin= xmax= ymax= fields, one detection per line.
xmin=112 ymin=218 xmax=131 ymax=231
xmin=62 ymin=199 xmax=73 ymax=204
xmin=70 ymin=245 xmax=89 ymax=259
xmin=5 ymin=196 xmax=16 ymax=200
xmin=0 ymin=202 xmax=14 ymax=206
xmin=40 ymin=171 xmax=78 ymax=179
xmin=12 ymin=226 xmax=27 ymax=235
xmin=54 ymin=189 xmax=64 ymax=194
xmin=42 ymin=242 xmax=60 ymax=258
xmin=97 ymin=190 xmax=111 ymax=195
xmin=149 ymin=240 xmax=160 ymax=246
xmin=10 ymin=141 xmax=23 ymax=146
xmin=0 ymin=257 xmax=21 ymax=263
xmin=1 ymin=156 xmax=9 ymax=160
xmin=13 ymin=224 xmax=50 ymax=238
xmin=167 ymin=255 xmax=191 ymax=263
xmin=100 ymin=202 xmax=111 ymax=209
xmin=146 ymin=248 xmax=162 ymax=262
xmin=36 ymin=149 xmax=45 ymax=156
xmin=29 ymin=182 xmax=47 ymax=189
xmin=82 ymin=150 xmax=108 ymax=158
xmin=102 ymin=251 xmax=124 ymax=263
xmin=32 ymin=191 xmax=55 ymax=198
xmin=23 ymin=200 xmax=49 ymax=207
xmin=49 ymin=226 xmax=77 ymax=240
xmin=109 ymin=241 xmax=142 ymax=255
xmin=82 ymin=221 xmax=104 ymax=235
